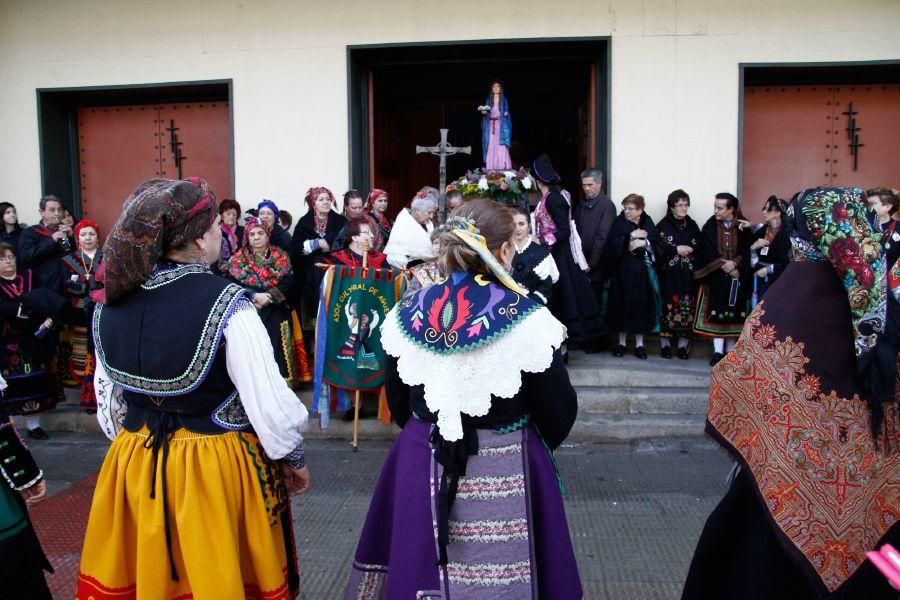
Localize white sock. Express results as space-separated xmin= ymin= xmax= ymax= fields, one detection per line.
xmin=678 ymin=337 xmax=690 ymax=349
xmin=725 ymin=338 xmax=737 ymax=352
xmin=25 ymin=415 xmax=40 ymax=430
xmin=713 ymin=338 xmax=725 ymax=354
xmin=659 ymin=337 xmax=671 ymax=348
xmin=618 ymin=333 xmax=627 ymax=346
xmin=635 ymin=334 xmax=644 ymax=348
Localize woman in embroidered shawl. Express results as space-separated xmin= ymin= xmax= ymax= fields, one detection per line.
xmin=345 ymin=199 xmax=582 ymax=600
xmin=364 ymin=188 xmax=392 ymax=251
xmin=0 ymin=243 xmax=64 ymax=440
xmin=291 ymin=187 xmax=346 ymax=332
xmin=78 ymin=178 xmax=310 ymax=599
xmin=532 ymin=153 xmax=604 ymax=355
xmin=228 ymin=216 xmax=305 ymax=389
xmin=682 ymin=187 xmax=899 ymax=600
xmin=60 ymin=219 xmax=103 ymax=411
xmin=657 ymin=189 xmax=701 ymax=359
xmin=511 ymin=209 xmax=558 ymax=305
xmin=604 ymin=193 xmax=662 ymax=360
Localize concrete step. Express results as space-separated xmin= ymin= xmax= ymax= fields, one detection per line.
xmin=578 ymin=387 xmax=710 ymax=415
xmin=569 ymin=413 xmax=707 ymax=442
xmin=566 ymin=354 xmax=711 ymax=389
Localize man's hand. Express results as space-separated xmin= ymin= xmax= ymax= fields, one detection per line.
xmin=282 ymin=464 xmax=311 ymax=496
xmin=51 ymin=230 xmax=68 ymax=242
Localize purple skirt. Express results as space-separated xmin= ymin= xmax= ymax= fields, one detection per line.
xmin=345 ymin=418 xmax=582 ymax=599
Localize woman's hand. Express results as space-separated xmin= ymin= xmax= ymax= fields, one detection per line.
xmin=41 ymin=318 xmax=53 ymax=330
xmin=318 ymin=239 xmax=330 ymax=252
xmin=628 ymin=238 xmax=646 ymax=252
xmin=755 ymin=267 xmax=769 ymax=278
xmin=751 ymin=239 xmax=769 ymax=250
xmin=721 ymin=260 xmax=737 ymax=273
xmin=737 ymin=219 xmax=752 ymax=230
xmin=633 ymin=228 xmax=647 ymax=238
xmin=21 ymin=479 xmax=46 ymax=506
xmin=676 ymin=245 xmax=693 ymax=257
xmin=282 ymin=464 xmax=311 ymax=496
xmin=252 ymin=293 xmax=271 ymax=309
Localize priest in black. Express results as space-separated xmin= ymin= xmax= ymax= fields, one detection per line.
xmin=657 ymin=189 xmax=701 ymax=359
xmin=604 ymin=194 xmax=661 ymax=359
xmin=693 ymin=193 xmax=753 ymax=365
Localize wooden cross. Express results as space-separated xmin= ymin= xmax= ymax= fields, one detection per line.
xmin=416 ymin=128 xmax=471 ymax=218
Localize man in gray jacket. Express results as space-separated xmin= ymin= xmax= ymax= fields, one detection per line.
xmin=573 ymin=168 xmax=615 ymax=351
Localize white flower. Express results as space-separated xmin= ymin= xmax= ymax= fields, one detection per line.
xmin=521 ymin=176 xmax=532 ymax=190
xmin=503 ymin=170 xmax=517 ymax=179
xmin=477 ymin=176 xmax=489 ymax=191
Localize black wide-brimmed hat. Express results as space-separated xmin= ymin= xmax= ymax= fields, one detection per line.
xmin=532 ymin=154 xmax=561 ymax=184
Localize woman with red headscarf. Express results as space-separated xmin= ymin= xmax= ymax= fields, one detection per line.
xmin=365 ymin=188 xmax=392 ymax=251
xmin=59 ymin=219 xmax=103 ymax=410
xmin=291 ymin=187 xmax=346 ymax=331
xmin=228 ymin=216 xmax=307 ymax=388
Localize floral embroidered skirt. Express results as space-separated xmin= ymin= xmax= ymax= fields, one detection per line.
xmin=345 ymin=419 xmax=583 ymax=599
xmin=77 ymin=427 xmax=298 ymax=600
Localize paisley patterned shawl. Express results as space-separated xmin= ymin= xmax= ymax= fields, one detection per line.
xmin=708 ymin=263 xmax=899 ymax=594
xmin=395 ymin=271 xmax=539 ymax=354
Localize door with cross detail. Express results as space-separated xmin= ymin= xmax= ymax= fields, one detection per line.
xmin=77 ymin=102 xmax=232 ymax=237
xmin=742 ymin=84 xmax=900 ymax=218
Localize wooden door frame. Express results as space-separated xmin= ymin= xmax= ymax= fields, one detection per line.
xmin=347 ymin=37 xmax=611 ymax=193
xmin=36 ymin=80 xmax=233 ymax=219
xmin=737 ymin=60 xmax=900 ymax=200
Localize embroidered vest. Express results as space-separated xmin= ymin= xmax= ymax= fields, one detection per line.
xmin=534 ymin=192 xmax=558 ymax=246
xmin=94 ymin=264 xmax=252 ymax=433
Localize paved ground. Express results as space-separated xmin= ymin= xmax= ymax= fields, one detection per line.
xmin=27 ymin=431 xmax=732 ymax=599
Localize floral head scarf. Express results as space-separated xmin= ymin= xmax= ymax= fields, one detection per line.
xmin=365 ymin=188 xmax=388 ymax=211
xmin=789 ymin=187 xmax=895 ymax=432
xmin=241 ymin=216 xmax=270 ymax=247
xmin=305 ymin=187 xmax=336 ymax=213
xmin=103 ymin=177 xmax=216 ymax=304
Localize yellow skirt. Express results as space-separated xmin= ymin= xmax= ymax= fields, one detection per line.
xmin=77 ymin=427 xmax=297 ymax=600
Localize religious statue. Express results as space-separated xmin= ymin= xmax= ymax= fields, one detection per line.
xmin=478 ymin=80 xmax=512 ymax=171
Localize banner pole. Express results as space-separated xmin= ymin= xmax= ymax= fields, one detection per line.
xmin=352 ymin=389 xmax=361 ymax=452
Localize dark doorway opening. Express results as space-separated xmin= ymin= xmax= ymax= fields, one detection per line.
xmin=36 ymin=81 xmax=233 ymax=227
xmin=349 ymin=39 xmax=609 ymax=216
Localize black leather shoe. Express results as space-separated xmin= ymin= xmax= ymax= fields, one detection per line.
xmin=660 ymin=346 xmax=672 ymax=359
xmin=677 ymin=347 xmax=690 ymax=360
xmin=612 ymin=345 xmax=626 ymax=357
xmin=710 ymin=352 xmax=724 ymax=366
xmin=27 ymin=427 xmax=49 ymax=440
xmin=634 ymin=346 xmax=648 ymax=359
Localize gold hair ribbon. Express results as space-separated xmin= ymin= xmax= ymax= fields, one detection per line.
xmin=447 ymin=217 xmax=528 ymax=296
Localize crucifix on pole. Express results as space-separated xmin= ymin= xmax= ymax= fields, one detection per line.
xmin=416 ymin=128 xmax=470 ymax=220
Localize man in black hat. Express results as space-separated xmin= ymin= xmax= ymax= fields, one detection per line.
xmin=574 ymin=167 xmax=615 ymax=351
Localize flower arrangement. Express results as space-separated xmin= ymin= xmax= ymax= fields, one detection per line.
xmin=450 ymin=167 xmax=534 ymax=206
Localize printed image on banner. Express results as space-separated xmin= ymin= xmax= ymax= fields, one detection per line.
xmin=323 ymin=266 xmax=397 ymax=391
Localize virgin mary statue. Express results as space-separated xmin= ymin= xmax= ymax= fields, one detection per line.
xmin=479 ymin=80 xmax=512 ymax=171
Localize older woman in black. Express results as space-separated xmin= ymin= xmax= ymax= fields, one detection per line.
xmin=604 ymin=194 xmax=662 ymax=359
xmin=657 ymin=189 xmax=701 ymax=359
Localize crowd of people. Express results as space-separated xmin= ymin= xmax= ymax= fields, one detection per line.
xmin=0 ymin=160 xmax=897 ymax=598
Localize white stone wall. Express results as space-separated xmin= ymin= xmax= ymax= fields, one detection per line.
xmin=1 ymin=0 xmax=898 ymax=224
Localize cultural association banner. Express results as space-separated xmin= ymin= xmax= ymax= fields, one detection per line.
xmin=317 ymin=265 xmax=400 ymax=392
